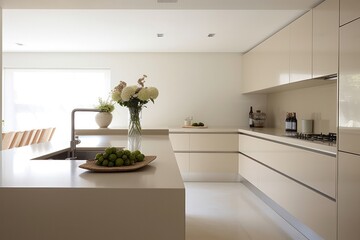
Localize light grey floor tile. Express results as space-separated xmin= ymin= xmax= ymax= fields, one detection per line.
xmin=185 ymin=182 xmax=307 ymax=240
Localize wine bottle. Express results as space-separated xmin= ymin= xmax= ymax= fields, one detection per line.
xmin=249 ymin=106 xmax=254 ymax=128
xmin=292 ymin=112 xmax=298 ymax=132
xmin=285 ymin=112 xmax=290 ymax=131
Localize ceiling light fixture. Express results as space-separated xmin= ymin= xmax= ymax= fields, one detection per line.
xmin=157 ymin=33 xmax=164 ymax=38
xmin=208 ymin=33 xmax=216 ymax=38
xmin=157 ymin=0 xmax=178 ymax=3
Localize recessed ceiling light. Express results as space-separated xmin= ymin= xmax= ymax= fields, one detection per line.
xmin=157 ymin=33 xmax=164 ymax=38
xmin=157 ymin=0 xmax=178 ymax=3
xmin=208 ymin=33 xmax=216 ymax=38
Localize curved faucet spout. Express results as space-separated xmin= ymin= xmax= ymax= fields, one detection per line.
xmin=70 ymin=108 xmax=101 ymax=159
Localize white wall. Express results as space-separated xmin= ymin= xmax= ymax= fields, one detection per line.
xmin=4 ymin=52 xmax=267 ymax=129
xmin=266 ymin=82 xmax=337 ymax=133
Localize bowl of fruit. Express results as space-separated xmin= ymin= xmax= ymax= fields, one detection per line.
xmin=79 ymin=147 xmax=156 ymax=172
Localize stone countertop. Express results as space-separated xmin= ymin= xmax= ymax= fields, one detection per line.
xmin=169 ymin=127 xmax=336 ymax=155
xmin=0 ymin=134 xmax=184 ymax=189
xmin=238 ymin=127 xmax=337 ymax=155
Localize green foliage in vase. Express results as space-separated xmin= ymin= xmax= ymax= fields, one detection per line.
xmin=95 ymin=97 xmax=115 ymax=113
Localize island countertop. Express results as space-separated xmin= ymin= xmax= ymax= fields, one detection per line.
xmin=0 ymin=134 xmax=184 ymax=189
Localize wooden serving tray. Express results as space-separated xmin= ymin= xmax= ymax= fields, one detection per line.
xmin=79 ymin=156 xmax=157 ymax=172
xmin=182 ymin=125 xmax=208 ymax=129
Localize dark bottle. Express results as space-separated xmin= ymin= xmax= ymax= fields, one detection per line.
xmin=249 ymin=106 xmax=254 ymax=128
xmin=292 ymin=112 xmax=298 ymax=132
xmin=285 ymin=112 xmax=291 ymax=131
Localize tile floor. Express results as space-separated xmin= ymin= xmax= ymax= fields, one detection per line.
xmin=185 ymin=182 xmax=307 ymax=240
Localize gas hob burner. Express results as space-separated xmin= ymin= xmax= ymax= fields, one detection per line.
xmin=292 ymin=132 xmax=337 ymax=143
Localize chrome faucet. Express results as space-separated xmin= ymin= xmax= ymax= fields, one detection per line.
xmin=69 ymin=108 xmax=101 ymax=159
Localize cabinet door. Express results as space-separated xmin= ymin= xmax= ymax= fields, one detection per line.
xmin=313 ymin=0 xmax=339 ymax=78
xmin=340 ymin=0 xmax=360 ymax=26
xmin=190 ymin=153 xmax=238 ymax=173
xmin=174 ymin=153 xmax=190 ymax=173
xmin=290 ymin=10 xmax=312 ymax=82
xmin=338 ymin=152 xmax=360 ymax=239
xmin=189 ymin=134 xmax=238 ymax=152
xmin=242 ymin=26 xmax=290 ymax=93
xmin=339 ymin=18 xmax=360 ymax=155
xmin=169 ymin=134 xmax=189 ymax=151
xmin=239 ymin=134 xmax=336 ymax=198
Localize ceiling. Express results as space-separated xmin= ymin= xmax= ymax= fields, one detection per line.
xmin=2 ymin=0 xmax=324 ymax=53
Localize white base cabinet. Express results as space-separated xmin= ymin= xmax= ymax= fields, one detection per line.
xmin=238 ymin=133 xmax=336 ymax=240
xmin=170 ymin=132 xmax=239 ymax=181
xmin=239 ymin=154 xmax=336 ymax=240
xmin=338 ymin=151 xmax=360 ymax=240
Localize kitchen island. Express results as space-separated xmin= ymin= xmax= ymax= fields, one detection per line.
xmin=0 ymin=133 xmax=185 ymax=240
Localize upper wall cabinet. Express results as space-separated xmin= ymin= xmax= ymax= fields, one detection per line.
xmin=313 ymin=0 xmax=339 ymax=78
xmin=242 ymin=26 xmax=290 ymax=93
xmin=340 ymin=0 xmax=360 ymax=26
xmin=290 ymin=10 xmax=313 ymax=83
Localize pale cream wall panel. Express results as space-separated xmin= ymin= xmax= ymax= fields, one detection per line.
xmin=340 ymin=0 xmax=360 ymax=25
xmin=239 ymin=134 xmax=336 ymax=198
xmin=290 ymin=10 xmax=312 ymax=83
xmin=174 ymin=153 xmax=190 ymax=173
xmin=190 ymin=153 xmax=238 ymax=173
xmin=338 ymin=152 xmax=360 ymax=239
xmin=169 ymin=134 xmax=190 ymax=151
xmin=189 ymin=134 xmax=238 ymax=152
xmin=313 ymin=0 xmax=339 ymax=78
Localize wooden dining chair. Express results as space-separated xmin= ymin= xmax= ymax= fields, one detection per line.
xmin=48 ymin=127 xmax=56 ymax=141
xmin=31 ymin=129 xmax=42 ymax=145
xmin=2 ymin=132 xmax=16 ymax=150
xmin=38 ymin=128 xmax=55 ymax=143
xmin=18 ymin=130 xmax=32 ymax=147
xmin=9 ymin=131 xmax=25 ymax=149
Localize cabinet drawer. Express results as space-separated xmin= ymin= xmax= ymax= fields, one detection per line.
xmin=239 ymin=134 xmax=336 ymax=198
xmin=189 ymin=153 xmax=238 ymax=173
xmin=240 ymin=154 xmax=336 ymax=240
xmin=174 ymin=153 xmax=190 ymax=173
xmin=169 ymin=134 xmax=190 ymax=151
xmin=190 ymin=134 xmax=238 ymax=151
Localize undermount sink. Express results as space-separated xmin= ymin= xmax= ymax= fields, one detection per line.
xmin=32 ymin=147 xmax=110 ymax=160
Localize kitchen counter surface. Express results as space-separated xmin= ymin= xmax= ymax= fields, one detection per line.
xmin=238 ymin=127 xmax=337 ymax=155
xmin=0 ymin=134 xmax=184 ymax=188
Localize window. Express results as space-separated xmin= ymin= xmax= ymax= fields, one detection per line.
xmin=3 ymin=68 xmax=111 ymax=141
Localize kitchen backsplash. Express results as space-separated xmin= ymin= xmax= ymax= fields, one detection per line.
xmin=266 ymin=82 xmax=337 ymax=134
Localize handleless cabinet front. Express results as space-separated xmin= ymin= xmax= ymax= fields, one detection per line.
xmin=339 ymin=17 xmax=360 ymax=155
xmin=313 ymin=0 xmax=339 ymax=78
xmin=338 ymin=152 xmax=360 ymax=239
xmin=340 ymin=0 xmax=360 ymax=26
xmin=290 ymin=10 xmax=313 ymax=82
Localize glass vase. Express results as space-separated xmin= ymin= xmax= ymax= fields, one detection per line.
xmin=128 ymin=106 xmax=142 ymax=151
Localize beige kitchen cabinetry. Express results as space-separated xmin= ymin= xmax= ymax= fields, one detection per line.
xmin=242 ymin=26 xmax=290 ymax=93
xmin=338 ymin=152 xmax=360 ymax=239
xmin=238 ymin=133 xmax=336 ymax=240
xmin=313 ymin=0 xmax=339 ymax=78
xmin=290 ymin=10 xmax=313 ymax=83
xmin=339 ymin=17 xmax=360 ymax=155
xmin=340 ymin=0 xmax=360 ymax=26
xmin=170 ymin=132 xmax=239 ymax=181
